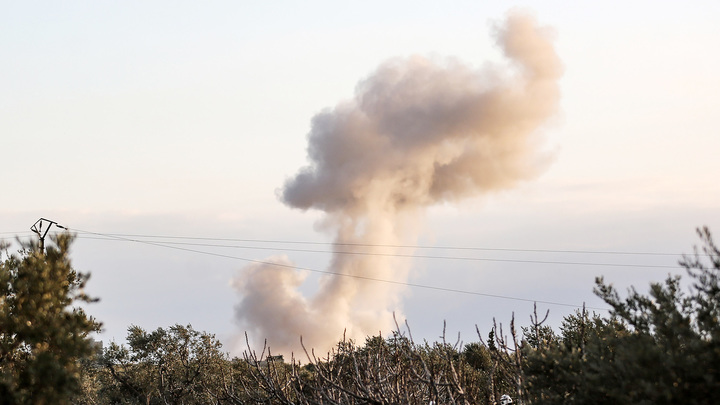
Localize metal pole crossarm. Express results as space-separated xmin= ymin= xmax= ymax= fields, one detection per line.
xmin=30 ymin=218 xmax=66 ymax=254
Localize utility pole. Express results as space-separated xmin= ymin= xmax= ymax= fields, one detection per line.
xmin=30 ymin=218 xmax=66 ymax=254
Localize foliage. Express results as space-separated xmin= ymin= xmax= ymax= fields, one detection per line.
xmin=81 ymin=323 xmax=519 ymax=404
xmin=522 ymin=227 xmax=720 ymax=404
xmin=8 ymin=227 xmax=719 ymax=404
xmin=94 ymin=324 xmax=244 ymax=404
xmin=241 ymin=326 xmax=503 ymax=405
xmin=0 ymin=234 xmax=101 ymax=404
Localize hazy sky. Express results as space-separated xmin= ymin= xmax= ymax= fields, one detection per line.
xmin=2 ymin=1 xmax=719 ymax=354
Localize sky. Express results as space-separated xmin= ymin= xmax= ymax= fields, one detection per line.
xmin=2 ymin=1 xmax=720 ymax=355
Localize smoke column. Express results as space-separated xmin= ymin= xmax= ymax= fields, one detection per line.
xmin=232 ymin=12 xmax=563 ymax=355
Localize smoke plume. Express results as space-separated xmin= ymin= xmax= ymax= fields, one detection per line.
xmin=232 ymin=12 xmax=562 ymax=355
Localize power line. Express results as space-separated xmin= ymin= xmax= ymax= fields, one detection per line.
xmin=4 ymin=229 xmax=695 ymax=257
xmin=74 ymin=231 xmax=686 ymax=256
xmin=73 ymin=234 xmax=678 ymax=269
xmin=71 ymin=228 xmax=611 ymax=311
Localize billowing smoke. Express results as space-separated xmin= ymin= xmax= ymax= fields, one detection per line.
xmin=232 ymin=12 xmax=562 ymax=355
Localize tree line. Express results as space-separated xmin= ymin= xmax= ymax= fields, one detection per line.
xmin=1 ymin=228 xmax=719 ymax=404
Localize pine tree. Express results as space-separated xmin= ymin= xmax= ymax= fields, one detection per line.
xmin=0 ymin=233 xmax=101 ymax=404
xmin=523 ymin=227 xmax=720 ymax=404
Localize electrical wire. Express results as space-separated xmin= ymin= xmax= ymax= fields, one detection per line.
xmin=72 ymin=231 xmax=688 ymax=257
xmin=12 ymin=222 xmax=693 ymax=310
xmin=67 ymin=228 xmax=615 ymax=311
xmin=72 ymin=234 xmax=678 ymax=269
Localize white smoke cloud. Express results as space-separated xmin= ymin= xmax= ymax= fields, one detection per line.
xmin=233 ymin=11 xmax=563 ymax=355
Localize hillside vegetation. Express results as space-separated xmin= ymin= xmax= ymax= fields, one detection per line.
xmin=2 ymin=228 xmax=719 ymax=404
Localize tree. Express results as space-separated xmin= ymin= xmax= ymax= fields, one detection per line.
xmin=99 ymin=324 xmax=238 ymax=404
xmin=522 ymin=227 xmax=720 ymax=404
xmin=241 ymin=324 xmax=507 ymax=405
xmin=0 ymin=233 xmax=101 ymax=404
